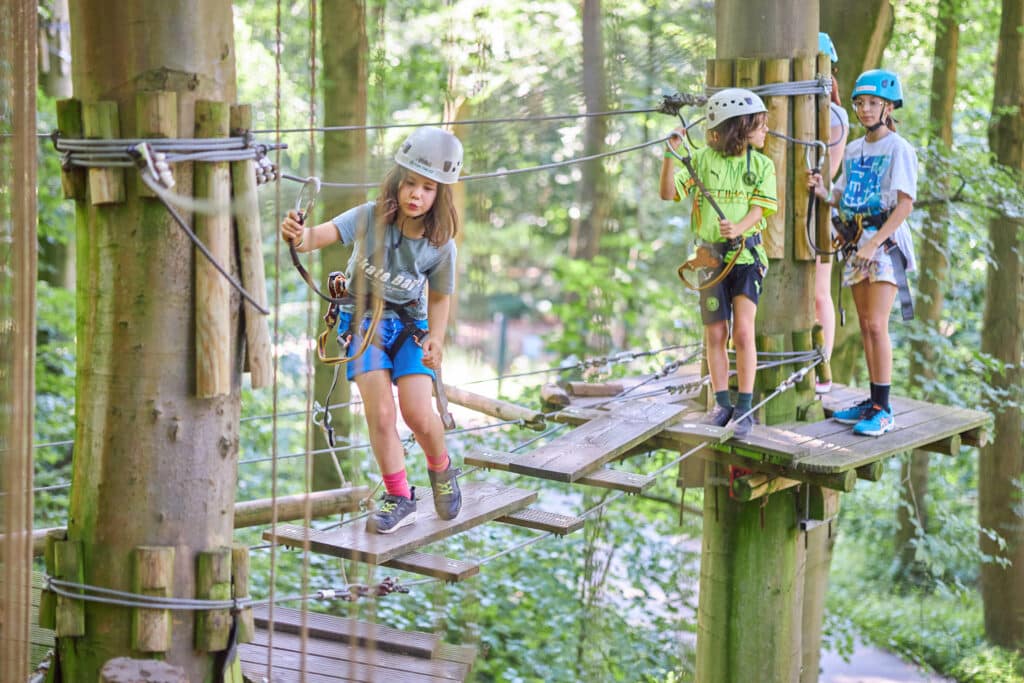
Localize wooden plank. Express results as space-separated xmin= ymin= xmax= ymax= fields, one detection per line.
xmin=507 ymin=400 xmax=685 ymax=482
xmin=252 ymin=605 xmax=438 ymax=659
xmin=382 ymin=552 xmax=479 ymax=582
xmin=497 ymin=508 xmax=584 ymax=536
xmin=241 ymin=631 xmax=466 ymax=682
xmin=696 ymin=447 xmax=856 ymax=493
xmin=263 ymin=482 xmax=536 ymax=565
xmin=565 ymin=381 xmax=623 ymax=397
xmin=464 ymin=448 xmax=656 ymax=494
xmin=443 ymin=384 xmax=546 ymax=431
xmin=796 ymin=406 xmax=991 ymax=473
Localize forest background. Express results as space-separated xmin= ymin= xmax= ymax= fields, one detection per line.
xmin=22 ymin=0 xmax=1024 ymax=681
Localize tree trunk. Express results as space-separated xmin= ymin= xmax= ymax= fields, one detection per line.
xmin=696 ymin=4 xmax=816 ymax=681
xmin=312 ymin=0 xmax=368 ymax=491
xmin=64 ymin=3 xmax=239 ymax=680
xmin=895 ymin=0 xmax=961 ymax=579
xmin=0 ymin=2 xmax=38 ymax=680
xmin=569 ymin=0 xmax=609 ymax=261
xmin=820 ymin=0 xmax=894 ymax=386
xmin=979 ymin=0 xmax=1024 ymax=650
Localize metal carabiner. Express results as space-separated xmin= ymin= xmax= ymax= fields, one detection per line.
xmin=665 ymin=130 xmax=692 ymax=164
xmin=805 ymin=140 xmax=827 ymax=174
xmin=294 ymin=176 xmax=322 ymax=225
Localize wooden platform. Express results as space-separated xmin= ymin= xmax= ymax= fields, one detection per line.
xmin=242 ymin=605 xmax=474 ymax=682
xmin=265 ymin=481 xmax=537 ymax=565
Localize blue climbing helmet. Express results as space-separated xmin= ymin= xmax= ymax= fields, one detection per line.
xmin=852 ymin=69 xmax=903 ymax=109
xmin=818 ymin=32 xmax=838 ymax=62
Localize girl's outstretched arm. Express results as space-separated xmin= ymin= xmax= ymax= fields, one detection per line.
xmin=280 ymin=210 xmax=340 ymax=252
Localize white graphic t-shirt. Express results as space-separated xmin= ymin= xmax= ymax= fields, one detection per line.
xmin=834 ymin=131 xmax=918 ymax=271
xmin=331 ymin=202 xmax=457 ymax=320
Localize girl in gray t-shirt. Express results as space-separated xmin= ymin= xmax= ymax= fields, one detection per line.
xmin=280 ymin=127 xmax=465 ymax=534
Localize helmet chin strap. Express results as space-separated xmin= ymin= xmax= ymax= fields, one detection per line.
xmin=865 ymin=119 xmax=887 ymax=133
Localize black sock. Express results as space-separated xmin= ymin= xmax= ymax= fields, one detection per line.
xmin=876 ymin=383 xmax=891 ymax=412
xmin=715 ymin=390 xmax=732 ymax=410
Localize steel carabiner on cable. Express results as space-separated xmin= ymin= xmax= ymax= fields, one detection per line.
xmin=294 ymin=175 xmax=322 ymax=225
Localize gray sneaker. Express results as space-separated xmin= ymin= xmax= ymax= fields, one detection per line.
xmin=428 ymin=467 xmax=462 ymax=521
xmin=701 ymin=404 xmax=734 ymax=427
xmin=366 ymin=489 xmax=417 ymax=534
xmin=727 ymin=412 xmax=756 ymax=439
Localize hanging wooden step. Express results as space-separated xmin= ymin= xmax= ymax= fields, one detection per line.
xmin=464 ymin=449 xmax=656 ymax=494
xmin=497 ymin=508 xmax=585 ymax=535
xmin=382 ymin=552 xmax=479 ymax=582
xmin=263 ymin=481 xmax=536 ymax=565
xmin=246 ymin=605 xmax=473 ymax=681
xmin=488 ymin=399 xmax=686 ymax=483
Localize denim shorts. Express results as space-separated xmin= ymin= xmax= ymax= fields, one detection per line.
xmin=337 ymin=312 xmax=433 ymax=384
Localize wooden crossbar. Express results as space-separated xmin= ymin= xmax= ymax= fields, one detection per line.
xmin=497 ymin=508 xmax=585 ymax=535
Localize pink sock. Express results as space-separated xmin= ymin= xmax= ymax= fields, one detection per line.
xmin=425 ymin=450 xmax=451 ymax=473
xmin=382 ymin=469 xmax=412 ymax=499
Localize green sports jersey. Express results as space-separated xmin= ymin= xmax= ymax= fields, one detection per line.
xmin=673 ymin=146 xmax=778 ymax=265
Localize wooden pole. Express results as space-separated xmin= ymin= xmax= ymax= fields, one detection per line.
xmin=194 ymin=100 xmax=233 ymax=398
xmin=762 ymin=58 xmax=790 ymax=259
xmin=0 ymin=4 xmax=37 ymax=680
xmin=229 ymin=104 xmax=273 ymax=389
xmin=132 ymin=547 xmax=174 ymax=652
xmin=82 ymin=101 xmax=126 ymax=205
xmin=792 ymin=56 xmax=816 ymax=261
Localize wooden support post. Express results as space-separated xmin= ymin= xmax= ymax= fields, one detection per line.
xmin=812 ymin=323 xmax=832 ymax=384
xmin=132 ymin=546 xmax=174 ymax=652
xmin=231 ymin=544 xmax=255 ymax=644
xmin=815 ymin=53 xmax=833 ymax=262
xmin=54 ymin=538 xmax=85 ymax=637
xmin=792 ymin=328 xmax=816 ymax=406
xmin=677 ymin=450 xmax=706 ymax=490
xmin=99 ymin=657 xmax=187 ymax=683
xmin=134 ymin=92 xmax=177 ymax=198
xmin=195 ymin=547 xmax=232 ymax=652
xmin=799 ymin=502 xmax=837 ymax=683
xmin=229 ymin=104 xmax=273 ymax=389
xmin=919 ymin=433 xmax=961 ymax=457
xmin=799 ymin=485 xmax=841 ymax=523
xmin=56 ymin=98 xmax=86 ymax=200
xmin=38 ymin=529 xmax=65 ymax=630
xmin=696 ymin=482 xmax=802 ymax=682
xmin=194 ymin=100 xmax=233 ymax=398
xmin=757 ymin=333 xmax=792 ymax=425
xmin=82 ymin=101 xmax=125 ymax=205
xmin=792 ymin=56 xmax=816 ymax=261
xmin=762 ymin=58 xmax=790 ymax=259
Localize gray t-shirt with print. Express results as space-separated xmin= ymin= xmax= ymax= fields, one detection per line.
xmin=331 ymin=201 xmax=457 ymax=320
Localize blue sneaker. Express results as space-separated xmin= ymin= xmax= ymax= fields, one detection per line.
xmin=833 ymin=398 xmax=873 ymax=425
xmin=853 ymin=405 xmax=895 ymax=436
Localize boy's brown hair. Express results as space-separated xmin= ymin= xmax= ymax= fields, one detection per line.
xmin=708 ymin=111 xmax=767 ymax=157
xmin=375 ymin=165 xmax=460 ymax=247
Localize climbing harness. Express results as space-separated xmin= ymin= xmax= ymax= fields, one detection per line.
xmin=830 ymin=210 xmax=915 ymax=322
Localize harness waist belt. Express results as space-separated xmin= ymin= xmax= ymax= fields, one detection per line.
xmin=703 ymin=232 xmax=762 ymax=257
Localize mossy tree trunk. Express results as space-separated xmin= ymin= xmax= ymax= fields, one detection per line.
xmin=979 ymin=0 xmax=1024 ymax=650
xmin=696 ymin=3 xmax=816 ymax=681
xmin=312 ymin=0 xmax=368 ymax=491
xmin=569 ymin=0 xmax=609 ymax=262
xmin=1 ymin=2 xmax=38 ymax=680
xmin=63 ymin=3 xmax=239 ymax=680
xmin=895 ymin=0 xmax=961 ymax=579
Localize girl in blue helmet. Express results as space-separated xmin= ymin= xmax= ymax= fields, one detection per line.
xmin=280 ymin=127 xmax=464 ymax=533
xmin=809 ymin=69 xmax=918 ymax=437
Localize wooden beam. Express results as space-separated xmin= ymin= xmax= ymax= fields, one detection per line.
xmin=730 ymin=472 xmax=802 ymax=502
xmin=918 ymin=432 xmax=961 ymax=457
xmin=442 ymin=384 xmax=547 ymax=430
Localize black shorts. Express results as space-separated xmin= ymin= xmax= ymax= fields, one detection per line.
xmin=699 ymin=262 xmax=766 ymax=324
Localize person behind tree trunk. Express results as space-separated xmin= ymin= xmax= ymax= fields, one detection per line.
xmin=280 ymin=126 xmax=464 ymax=533
xmin=659 ymin=88 xmax=778 ymax=438
xmin=814 ymin=32 xmax=850 ymax=394
xmin=809 ymin=69 xmax=918 ymax=437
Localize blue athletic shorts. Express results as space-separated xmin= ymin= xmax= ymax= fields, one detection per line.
xmin=337 ymin=312 xmax=434 ymax=384
xmin=698 ymin=261 xmax=766 ymax=324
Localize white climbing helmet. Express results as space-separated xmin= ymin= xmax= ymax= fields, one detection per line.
xmin=394 ymin=126 xmax=464 ymax=184
xmin=705 ymin=88 xmax=767 ymax=130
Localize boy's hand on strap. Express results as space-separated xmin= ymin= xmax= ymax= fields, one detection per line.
xmin=718 ymin=218 xmax=744 ymax=240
